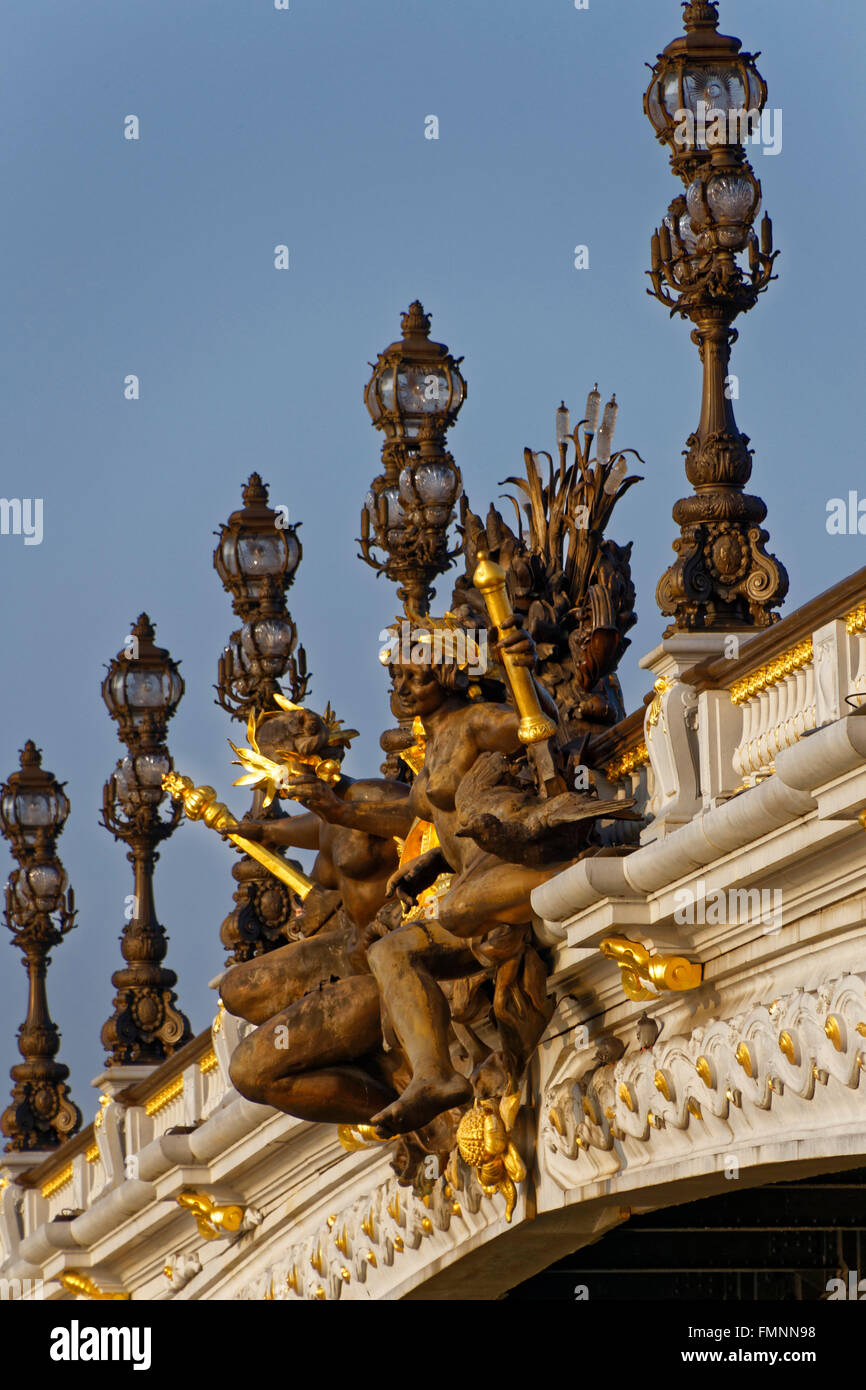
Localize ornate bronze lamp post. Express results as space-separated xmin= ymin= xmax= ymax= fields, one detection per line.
xmin=100 ymin=615 xmax=191 ymax=1065
xmin=214 ymin=475 xmax=308 ymax=962
xmin=645 ymin=1 xmax=787 ymax=634
xmin=214 ymin=473 xmax=308 ymax=719
xmin=1 ymin=743 xmax=81 ymax=1152
xmin=360 ymin=301 xmax=467 ymax=615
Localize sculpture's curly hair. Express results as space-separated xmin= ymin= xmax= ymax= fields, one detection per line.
xmin=379 ymin=614 xmax=506 ymax=703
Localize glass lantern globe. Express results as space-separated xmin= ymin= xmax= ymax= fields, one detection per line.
xmin=241 ymin=617 xmax=295 ymax=660
xmin=103 ymin=615 xmax=184 ymax=734
xmin=664 ymin=198 xmax=700 ymax=256
xmin=9 ymin=871 xmax=36 ymax=917
xmin=363 ymin=484 xmax=409 ymax=543
xmin=644 ymin=4 xmax=766 ymax=163
xmin=22 ymin=861 xmax=67 ymax=910
xmin=113 ymin=756 xmax=132 ymax=803
xmin=397 ymin=468 xmax=417 ymax=507
xmin=686 ymin=179 xmax=708 ymax=226
xmin=363 ymin=302 xmax=466 ymax=446
xmin=214 ymin=473 xmax=302 ymax=613
xmin=414 ymin=461 xmax=459 ymax=507
xmin=233 ymin=532 xmax=287 ymax=579
xmin=239 ymin=616 xmax=296 ymax=678
xmin=677 ymin=213 xmax=699 ymax=252
xmin=687 ymin=165 xmax=760 ymax=249
xmin=0 ymin=742 xmax=70 ymax=850
xmin=382 ymin=488 xmax=406 ymax=531
xmin=707 ymin=170 xmax=760 ymax=221
xmin=135 ymin=752 xmax=171 ymax=788
xmin=108 ymin=666 xmax=182 ymax=717
xmin=113 ymin=752 xmax=171 ymax=810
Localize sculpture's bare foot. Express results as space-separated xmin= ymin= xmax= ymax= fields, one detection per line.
xmin=371 ymin=1071 xmax=472 ymax=1138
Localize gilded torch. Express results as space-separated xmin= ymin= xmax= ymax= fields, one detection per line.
xmin=162 ymin=772 xmax=313 ymax=900
xmin=472 ymin=551 xmax=563 ymax=796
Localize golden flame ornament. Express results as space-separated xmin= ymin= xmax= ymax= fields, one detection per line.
xmin=230 ymin=695 xmax=357 ymax=803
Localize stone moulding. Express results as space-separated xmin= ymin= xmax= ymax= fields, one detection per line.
xmin=144 ymin=1077 xmax=185 ymax=1118
xmin=532 ymin=709 xmax=866 ymax=933
xmin=40 ymin=1166 xmax=73 ymax=1201
xmin=229 ymin=1168 xmax=513 ymax=1303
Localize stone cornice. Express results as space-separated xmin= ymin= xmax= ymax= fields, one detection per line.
xmin=532 ymin=711 xmax=866 ymax=930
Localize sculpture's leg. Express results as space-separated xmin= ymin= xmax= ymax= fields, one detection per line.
xmin=437 ymin=860 xmax=556 ymax=1084
xmin=237 ymin=1065 xmax=395 ymax=1126
xmin=367 ymin=854 xmax=562 ymax=1134
xmin=220 ymin=923 xmax=364 ymax=1024
xmin=436 ymin=856 xmax=558 ymax=938
xmin=367 ymin=923 xmax=474 ymax=1136
xmin=228 ymin=975 xmax=395 ymax=1124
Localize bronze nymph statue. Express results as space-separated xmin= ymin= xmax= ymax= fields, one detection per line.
xmin=172 ymin=373 xmax=645 ymax=1192
xmin=217 ymin=703 xmax=411 ymax=1124
xmin=221 ymin=610 xmax=627 ymax=1141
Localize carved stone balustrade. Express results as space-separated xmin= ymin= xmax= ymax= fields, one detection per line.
xmin=844 ymin=604 xmax=866 ymax=706
xmin=597 ymin=570 xmax=866 ymax=835
xmin=730 ymin=641 xmax=815 ymax=786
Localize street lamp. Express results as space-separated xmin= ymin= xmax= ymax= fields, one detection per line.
xmin=363 ymin=298 xmax=466 ymax=446
xmin=100 ymin=615 xmax=191 ymax=1066
xmin=645 ymin=1 xmax=787 ymax=634
xmin=360 ymin=301 xmax=466 ymax=614
xmin=1 ymin=742 xmax=81 ymax=1152
xmin=214 ymin=477 xmax=309 ymax=963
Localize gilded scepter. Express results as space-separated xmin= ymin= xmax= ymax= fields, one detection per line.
xmin=162 ymin=772 xmax=313 ymax=900
xmin=472 ymin=550 xmax=563 ymax=796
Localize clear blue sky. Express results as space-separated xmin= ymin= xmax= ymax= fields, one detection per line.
xmin=2 ymin=0 xmax=864 ymax=1106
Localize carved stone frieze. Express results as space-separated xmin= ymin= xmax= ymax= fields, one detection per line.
xmin=226 ymin=1165 xmax=517 ymax=1302
xmin=541 ymin=974 xmax=866 ymax=1193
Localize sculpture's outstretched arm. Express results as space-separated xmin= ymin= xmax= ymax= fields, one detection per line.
xmin=469 ymin=701 xmax=523 ymax=756
xmin=238 ymin=811 xmax=321 ymax=852
xmin=290 ymin=778 xmax=414 ymax=841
